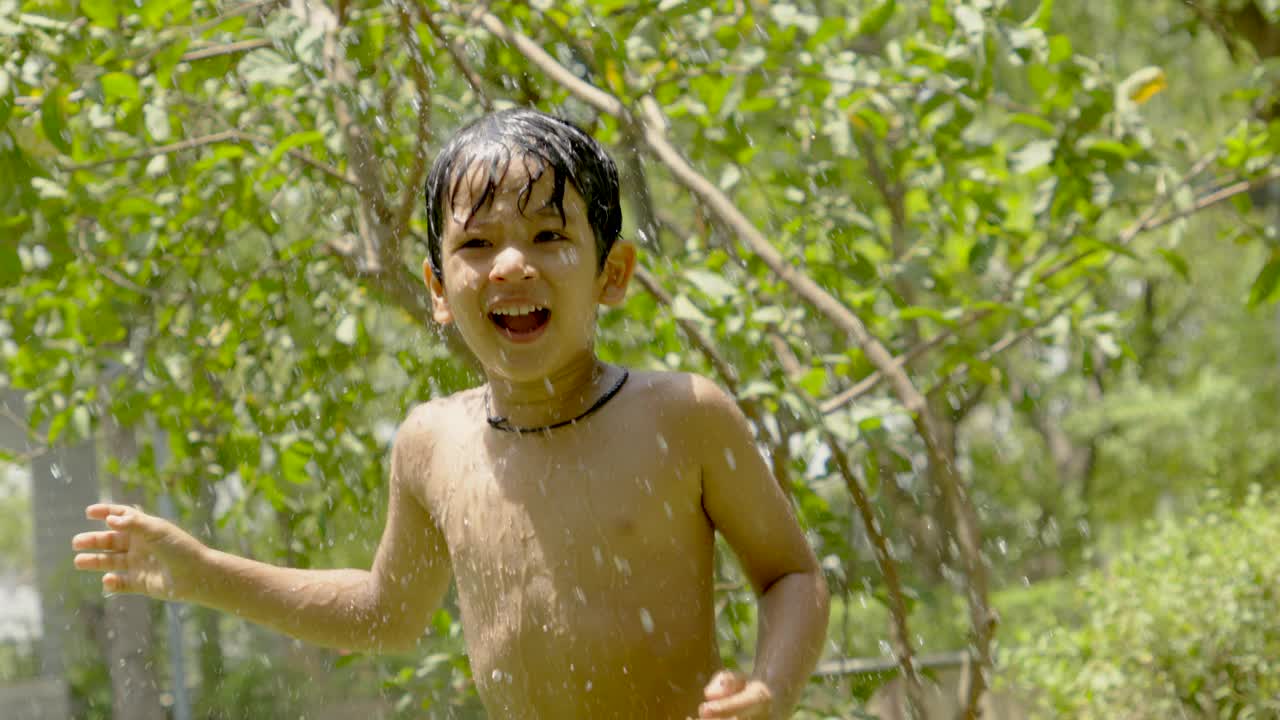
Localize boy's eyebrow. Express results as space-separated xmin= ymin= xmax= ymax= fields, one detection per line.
xmin=460 ymin=202 xmax=565 ymax=231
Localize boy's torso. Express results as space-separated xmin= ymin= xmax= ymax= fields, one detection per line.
xmin=415 ymin=370 xmax=720 ymax=719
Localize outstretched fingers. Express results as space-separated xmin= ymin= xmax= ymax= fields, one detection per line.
xmin=74 ymin=551 xmax=129 ymax=571
xmin=84 ymin=503 xmax=164 ymax=538
xmin=85 ymin=503 xmax=134 ymax=521
xmin=72 ymin=529 xmax=130 ymax=553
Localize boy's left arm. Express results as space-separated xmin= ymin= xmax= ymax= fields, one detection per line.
xmin=687 ymin=377 xmax=831 ymax=719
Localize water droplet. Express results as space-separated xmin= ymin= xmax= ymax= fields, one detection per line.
xmin=639 ymin=608 xmax=654 ymax=634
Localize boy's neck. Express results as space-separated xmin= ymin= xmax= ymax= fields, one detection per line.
xmin=484 ymin=352 xmax=620 ymax=430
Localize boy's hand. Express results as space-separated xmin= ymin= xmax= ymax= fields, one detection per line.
xmin=72 ymin=503 xmax=208 ymax=601
xmin=696 ymin=669 xmax=774 ymax=719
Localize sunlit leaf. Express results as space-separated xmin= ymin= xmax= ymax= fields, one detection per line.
xmin=857 ymin=0 xmax=896 ymax=36
xmin=100 ymin=72 xmax=140 ymax=103
xmin=1247 ymin=254 xmax=1280 ymax=307
xmin=40 ymin=88 xmax=71 ymax=154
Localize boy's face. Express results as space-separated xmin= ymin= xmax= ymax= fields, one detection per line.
xmin=425 ymin=157 xmax=635 ymax=383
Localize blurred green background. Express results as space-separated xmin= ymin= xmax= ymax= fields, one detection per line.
xmin=2 ymin=0 xmax=1280 ymax=718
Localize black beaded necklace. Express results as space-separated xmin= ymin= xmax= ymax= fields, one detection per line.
xmin=485 ymin=368 xmax=630 ymax=434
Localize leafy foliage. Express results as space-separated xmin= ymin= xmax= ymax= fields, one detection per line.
xmin=2 ymin=0 xmax=1279 ymax=715
xmin=1006 ymin=488 xmax=1280 ymax=718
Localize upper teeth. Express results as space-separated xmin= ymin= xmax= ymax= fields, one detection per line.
xmin=491 ymin=305 xmax=545 ymax=316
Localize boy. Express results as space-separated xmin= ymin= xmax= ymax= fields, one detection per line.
xmin=72 ymin=109 xmax=830 ymax=719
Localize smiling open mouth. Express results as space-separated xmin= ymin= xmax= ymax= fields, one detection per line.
xmin=489 ymin=305 xmax=551 ymax=339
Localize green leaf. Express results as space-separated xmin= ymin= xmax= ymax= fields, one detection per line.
xmin=1009 ymin=112 xmax=1057 ymax=136
xmin=857 ymin=0 xmax=896 ymax=36
xmin=1023 ymin=0 xmax=1054 ymax=30
xmin=797 ymin=368 xmax=826 ymax=396
xmin=0 ymin=70 xmax=13 ymax=128
xmin=1082 ymin=139 xmax=1133 ymax=162
xmin=265 ymin=130 xmax=324 ymax=169
xmin=1247 ymin=255 xmax=1280 ymax=307
xmin=239 ymin=49 xmax=298 ymax=86
xmin=100 ymin=72 xmax=140 ymax=103
xmin=117 ymin=196 xmax=166 ymax=216
xmin=81 ymin=0 xmax=119 ymax=27
xmin=671 ymin=294 xmax=711 ymax=325
xmin=281 ymin=439 xmax=315 ymax=484
xmin=1156 ymin=249 xmax=1190 ymax=281
xmin=41 ymin=88 xmax=71 ymax=154
xmin=685 ymin=269 xmax=737 ymax=301
xmin=899 ymin=306 xmax=956 ymax=326
xmin=1010 ymin=139 xmax=1056 ymax=173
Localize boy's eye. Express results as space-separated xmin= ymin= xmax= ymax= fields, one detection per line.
xmin=459 ymin=238 xmax=491 ymax=249
xmin=534 ymin=230 xmax=567 ymax=244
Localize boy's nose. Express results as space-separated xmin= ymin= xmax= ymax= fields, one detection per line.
xmin=490 ymin=246 xmax=536 ymax=282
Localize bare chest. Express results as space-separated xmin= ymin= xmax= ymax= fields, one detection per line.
xmin=433 ymin=427 xmax=704 ymax=577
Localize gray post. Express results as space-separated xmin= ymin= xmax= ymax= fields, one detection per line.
xmin=29 ymin=434 xmax=99 ymax=677
xmin=155 ymin=428 xmax=192 ymax=720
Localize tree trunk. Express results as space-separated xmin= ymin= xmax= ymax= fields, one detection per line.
xmin=102 ymin=418 xmax=166 ymax=720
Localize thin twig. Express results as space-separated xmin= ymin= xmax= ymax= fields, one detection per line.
xmin=395 ymin=3 xmax=434 ymax=239
xmin=61 ymin=129 xmax=355 ymax=186
xmin=180 ymin=38 xmax=273 ymax=62
xmin=632 ymin=267 xmax=739 ymax=388
xmin=418 ymin=6 xmax=493 ymax=112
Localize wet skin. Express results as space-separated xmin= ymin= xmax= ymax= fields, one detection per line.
xmin=399 ymin=374 xmax=721 ymax=718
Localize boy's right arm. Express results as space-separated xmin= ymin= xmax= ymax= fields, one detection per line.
xmin=72 ymin=412 xmax=451 ymax=654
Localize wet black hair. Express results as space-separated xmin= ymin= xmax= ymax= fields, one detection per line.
xmin=424 ymin=108 xmax=622 ymax=281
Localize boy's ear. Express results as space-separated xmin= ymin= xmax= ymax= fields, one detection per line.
xmin=597 ymin=240 xmax=637 ymax=306
xmin=424 ymin=258 xmax=453 ymax=325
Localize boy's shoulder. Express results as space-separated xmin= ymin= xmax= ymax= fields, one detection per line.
xmin=627 ymin=368 xmax=734 ymax=410
xmin=624 ymin=369 xmax=746 ymax=441
xmin=394 ymin=386 xmax=485 ymax=450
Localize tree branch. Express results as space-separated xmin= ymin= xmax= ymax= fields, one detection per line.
xmin=632 ymin=267 xmax=739 ymax=388
xmin=180 ymin=39 xmax=273 ymax=62
xmin=394 ymin=3 xmax=434 ymax=239
xmin=61 ymin=129 xmax=355 ymax=186
xmin=309 ymin=1 xmax=398 ymax=273
xmin=470 ymin=10 xmax=625 ymax=118
xmin=826 ymin=432 xmax=926 ymax=720
xmin=419 ymin=6 xmax=493 ymax=112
